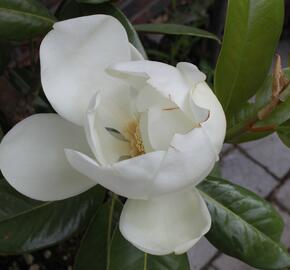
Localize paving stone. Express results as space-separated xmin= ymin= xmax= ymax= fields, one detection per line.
xmin=188 ymin=237 xmax=217 ymax=270
xmin=241 ymin=134 xmax=290 ymax=178
xmin=212 ymin=254 xmax=254 ymax=270
xmin=276 ymin=179 xmax=290 ymax=211
xmin=273 ymin=204 xmax=290 ymax=248
xmin=221 ymin=148 xmax=278 ymax=197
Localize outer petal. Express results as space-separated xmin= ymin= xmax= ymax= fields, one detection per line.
xmin=40 ymin=15 xmax=131 ymax=126
xmin=119 ymin=188 xmax=211 ymax=255
xmin=65 ymin=149 xmax=165 ymax=199
xmin=192 ymin=82 xmax=227 ymax=156
xmin=152 ymin=127 xmax=216 ymax=196
xmin=0 ymin=114 xmax=95 ymax=201
xmin=130 ymin=43 xmax=144 ymax=61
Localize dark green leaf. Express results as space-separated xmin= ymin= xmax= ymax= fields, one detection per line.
xmin=84 ymin=3 xmax=147 ymax=58
xmin=0 ymin=181 xmax=105 ymax=254
xmin=134 ymin=23 xmax=220 ymax=43
xmin=0 ymin=43 xmax=10 ymax=74
xmin=277 ymin=120 xmax=290 ymax=148
xmin=0 ymin=0 xmax=55 ymax=41
xmin=214 ymin=0 xmax=284 ymax=112
xmin=109 ymin=229 xmax=190 ymax=270
xmin=198 ymin=176 xmax=290 ymax=270
xmin=56 ymin=0 xmax=82 ymax=20
xmin=74 ymin=197 xmax=122 ymax=270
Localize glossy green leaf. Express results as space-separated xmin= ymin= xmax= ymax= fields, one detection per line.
xmin=109 ymin=229 xmax=190 ymax=270
xmin=84 ymin=3 xmax=147 ymax=58
xmin=74 ymin=197 xmax=122 ymax=270
xmin=0 ymin=0 xmax=55 ymax=41
xmin=198 ymin=176 xmax=290 ymax=270
xmin=226 ymin=68 xmax=290 ymax=143
xmin=0 ymin=180 xmax=105 ymax=254
xmin=134 ymin=23 xmax=220 ymax=43
xmin=214 ymin=0 xmax=284 ymax=112
xmin=277 ymin=120 xmax=290 ymax=148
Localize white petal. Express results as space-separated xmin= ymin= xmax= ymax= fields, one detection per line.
xmin=65 ymin=149 xmax=166 ymax=199
xmin=135 ymin=85 xmax=175 ymax=113
xmin=0 ymin=114 xmax=95 ymax=201
xmin=176 ymin=62 xmax=206 ymax=86
xmin=192 ymin=82 xmax=227 ymax=156
xmin=119 ymin=188 xmax=211 ymax=255
xmin=40 ymin=15 xmax=131 ymax=126
xmin=108 ymin=60 xmax=209 ymax=124
xmin=130 ymin=43 xmax=144 ymax=61
xmin=84 ymin=93 xmax=131 ymax=165
xmin=107 ymin=60 xmax=188 ymax=110
xmin=145 ymin=107 xmax=193 ymax=150
xmin=152 ymin=127 xmax=216 ymax=196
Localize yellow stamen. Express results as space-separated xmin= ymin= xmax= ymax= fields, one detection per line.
xmin=123 ymin=120 xmax=145 ymax=157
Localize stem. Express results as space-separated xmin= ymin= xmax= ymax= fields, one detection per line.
xmin=106 ymin=193 xmax=117 ymax=270
xmin=143 ymin=253 xmax=148 ymax=270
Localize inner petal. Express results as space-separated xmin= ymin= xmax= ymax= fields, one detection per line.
xmin=145 ymin=107 xmax=194 ymax=151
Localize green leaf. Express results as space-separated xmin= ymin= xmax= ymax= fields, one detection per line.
xmin=134 ymin=23 xmax=220 ymax=43
xmin=84 ymin=3 xmax=147 ymax=59
xmin=0 ymin=180 xmax=105 ymax=254
xmin=56 ymin=0 xmax=82 ymax=20
xmin=198 ymin=176 xmax=290 ymax=270
xmin=74 ymin=196 xmax=122 ymax=270
xmin=214 ymin=0 xmax=284 ymax=112
xmin=226 ymin=68 xmax=290 ymax=143
xmin=0 ymin=43 xmax=10 ymax=74
xmin=0 ymin=0 xmax=55 ymax=41
xmin=109 ymin=229 xmax=190 ymax=270
xmin=277 ymin=120 xmax=290 ymax=148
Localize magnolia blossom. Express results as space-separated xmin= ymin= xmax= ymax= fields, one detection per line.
xmin=0 ymin=15 xmax=226 ymax=255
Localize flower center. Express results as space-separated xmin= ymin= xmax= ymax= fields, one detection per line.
xmin=123 ymin=120 xmax=145 ymax=157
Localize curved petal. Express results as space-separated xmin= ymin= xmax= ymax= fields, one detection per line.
xmin=0 ymin=114 xmax=95 ymax=201
xmin=145 ymin=107 xmax=193 ymax=150
xmin=119 ymin=188 xmax=211 ymax=255
xmin=65 ymin=149 xmax=166 ymax=199
xmin=40 ymin=15 xmax=131 ymax=126
xmin=84 ymin=93 xmax=131 ymax=165
xmin=130 ymin=43 xmax=144 ymax=61
xmin=107 ymin=60 xmax=188 ymax=110
xmin=192 ymin=82 xmax=227 ymax=156
xmin=152 ymin=127 xmax=216 ymax=196
xmin=107 ymin=60 xmax=208 ymax=124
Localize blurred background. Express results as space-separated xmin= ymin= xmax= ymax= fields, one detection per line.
xmin=0 ymin=0 xmax=289 ymax=269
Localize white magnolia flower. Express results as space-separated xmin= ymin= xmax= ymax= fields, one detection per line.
xmin=0 ymin=15 xmax=226 ymax=255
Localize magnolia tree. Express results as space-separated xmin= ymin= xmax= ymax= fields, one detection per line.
xmin=0 ymin=0 xmax=289 ymax=269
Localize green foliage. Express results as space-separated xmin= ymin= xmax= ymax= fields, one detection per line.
xmin=0 ymin=0 xmax=55 ymax=40
xmin=134 ymin=23 xmax=220 ymax=43
xmin=277 ymin=120 xmax=290 ymax=148
xmin=0 ymin=179 xmax=105 ymax=254
xmin=226 ymin=69 xmax=290 ymax=143
xmin=198 ymin=176 xmax=290 ymax=269
xmin=214 ymin=0 xmax=284 ymax=112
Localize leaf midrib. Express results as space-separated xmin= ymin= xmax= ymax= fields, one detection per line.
xmin=198 ymin=188 xmax=287 ymax=254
